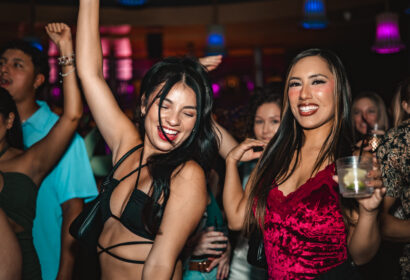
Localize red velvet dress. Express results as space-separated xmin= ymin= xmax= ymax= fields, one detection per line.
xmin=264 ymin=164 xmax=347 ymax=279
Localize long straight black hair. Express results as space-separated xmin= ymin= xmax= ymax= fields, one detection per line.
xmin=137 ymin=57 xmax=218 ymax=234
xmin=0 ymin=88 xmax=23 ymax=149
xmin=244 ymin=49 xmax=354 ymax=232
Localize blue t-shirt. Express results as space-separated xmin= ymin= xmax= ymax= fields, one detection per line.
xmin=22 ymin=101 xmax=98 ymax=280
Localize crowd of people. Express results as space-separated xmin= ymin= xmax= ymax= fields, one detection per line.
xmin=0 ymin=0 xmax=409 ymax=279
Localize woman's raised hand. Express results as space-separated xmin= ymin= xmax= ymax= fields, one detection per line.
xmin=226 ymin=138 xmax=266 ymax=164
xmin=45 ymin=23 xmax=73 ymax=52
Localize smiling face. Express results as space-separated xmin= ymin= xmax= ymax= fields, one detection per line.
xmin=0 ymin=49 xmax=43 ymax=104
xmin=352 ymin=97 xmax=378 ymax=135
xmin=142 ymin=82 xmax=197 ymax=155
xmin=287 ymin=56 xmax=336 ymax=132
xmin=253 ymin=102 xmax=281 ymax=142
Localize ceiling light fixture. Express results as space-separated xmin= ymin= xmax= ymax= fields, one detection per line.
xmin=372 ymin=12 xmax=405 ymax=54
xmin=302 ymin=0 xmax=327 ymax=29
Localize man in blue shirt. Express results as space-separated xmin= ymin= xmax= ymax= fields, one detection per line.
xmin=0 ymin=40 xmax=98 ymax=279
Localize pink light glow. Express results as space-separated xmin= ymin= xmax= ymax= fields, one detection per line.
xmin=116 ymin=58 xmax=133 ymax=81
xmin=49 ymin=58 xmax=58 ymax=84
xmin=100 ymin=25 xmax=131 ymax=35
xmin=376 ymin=22 xmax=400 ymax=39
xmin=372 ymin=12 xmax=405 ymax=54
xmin=127 ymin=84 xmax=134 ymax=95
xmin=51 ymin=86 xmax=61 ymax=98
xmin=101 ymin=38 xmax=111 ymax=57
xmin=373 ymin=47 xmax=402 ymax=54
xmin=48 ymin=41 xmax=58 ymax=56
xmin=103 ymin=59 xmax=109 ymax=79
xmin=114 ymin=38 xmax=132 ymax=58
xmin=246 ymin=81 xmax=255 ymax=92
xmin=212 ymin=83 xmax=220 ymax=97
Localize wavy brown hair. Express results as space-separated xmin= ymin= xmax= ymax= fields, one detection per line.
xmin=244 ymin=49 xmax=354 ymax=233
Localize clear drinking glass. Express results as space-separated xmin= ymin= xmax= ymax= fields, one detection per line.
xmin=336 ymin=156 xmax=373 ymax=198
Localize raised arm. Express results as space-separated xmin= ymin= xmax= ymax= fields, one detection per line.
xmin=142 ymin=161 xmax=207 ymax=279
xmin=223 ymin=139 xmax=265 ymax=230
xmin=76 ymin=0 xmax=140 ymax=159
xmin=213 ymin=120 xmax=238 ymax=159
xmin=3 ymin=23 xmax=83 ymax=186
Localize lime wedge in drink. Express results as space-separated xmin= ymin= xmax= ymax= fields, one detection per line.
xmin=343 ymin=168 xmax=366 ymax=190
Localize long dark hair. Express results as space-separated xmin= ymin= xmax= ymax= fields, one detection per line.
xmin=245 ymin=49 xmax=354 ymax=232
xmin=245 ymin=84 xmax=283 ymax=139
xmin=137 ymin=57 xmax=218 ymax=234
xmin=0 ymin=88 xmax=23 ymax=149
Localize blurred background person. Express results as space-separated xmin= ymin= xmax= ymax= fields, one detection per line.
xmin=0 ymin=25 xmax=98 ymax=280
xmin=378 ymin=77 xmax=410 ymax=280
xmin=351 ymin=91 xmax=389 ymax=142
xmin=229 ymin=85 xmax=282 ymax=280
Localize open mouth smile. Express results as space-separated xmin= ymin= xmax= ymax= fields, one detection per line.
xmin=0 ymin=77 xmax=11 ymax=87
xmin=298 ymin=104 xmax=319 ymax=116
xmin=157 ymin=126 xmax=178 ymax=141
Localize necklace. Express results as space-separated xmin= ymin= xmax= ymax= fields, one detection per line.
xmin=0 ymin=144 xmax=9 ymax=159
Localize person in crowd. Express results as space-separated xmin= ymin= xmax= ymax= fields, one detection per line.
xmin=182 ymin=169 xmax=231 ymax=280
xmin=351 ymin=91 xmax=389 ymax=141
xmin=378 ymin=77 xmax=410 ymax=280
xmin=0 ymin=24 xmax=98 ymax=280
xmin=0 ymin=208 xmax=22 ymax=280
xmin=390 ymin=80 xmax=410 ymax=128
xmin=223 ymin=48 xmax=386 ymax=279
xmin=0 ymin=22 xmax=84 ymax=279
xmin=75 ymin=0 xmax=240 ymax=278
xmin=228 ymin=86 xmax=282 ymax=280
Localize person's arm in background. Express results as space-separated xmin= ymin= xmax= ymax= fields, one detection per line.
xmin=0 ymin=208 xmax=22 ymax=280
xmin=381 ymin=196 xmax=410 ymax=242
xmin=199 ymin=55 xmax=222 ymax=72
xmin=45 ymin=23 xmax=85 ymax=280
xmin=213 ymin=120 xmax=238 ymax=159
xmin=57 ymin=198 xmax=84 ymax=280
xmin=377 ymin=129 xmax=410 ymax=242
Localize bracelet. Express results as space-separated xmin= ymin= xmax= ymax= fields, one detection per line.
xmin=60 ymin=67 xmax=76 ymax=78
xmin=58 ymin=53 xmax=75 ymax=66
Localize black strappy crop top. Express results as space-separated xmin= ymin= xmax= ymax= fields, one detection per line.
xmin=98 ymin=144 xmax=162 ymax=264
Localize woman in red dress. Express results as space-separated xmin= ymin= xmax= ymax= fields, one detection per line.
xmin=223 ymin=49 xmax=386 ymax=279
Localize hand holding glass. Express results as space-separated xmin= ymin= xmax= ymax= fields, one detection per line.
xmin=336 ymin=156 xmax=373 ymax=198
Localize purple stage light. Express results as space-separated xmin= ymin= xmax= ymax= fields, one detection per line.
xmin=212 ymin=83 xmax=221 ymax=98
xmin=372 ymin=12 xmax=405 ymax=54
xmin=51 ymin=86 xmax=61 ymax=98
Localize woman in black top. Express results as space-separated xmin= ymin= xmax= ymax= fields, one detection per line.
xmin=76 ymin=0 xmax=237 ymax=279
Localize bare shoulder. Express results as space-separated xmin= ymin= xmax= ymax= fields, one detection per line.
xmin=172 ymin=160 xmax=206 ymax=183
xmin=170 ymin=160 xmax=207 ymax=199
